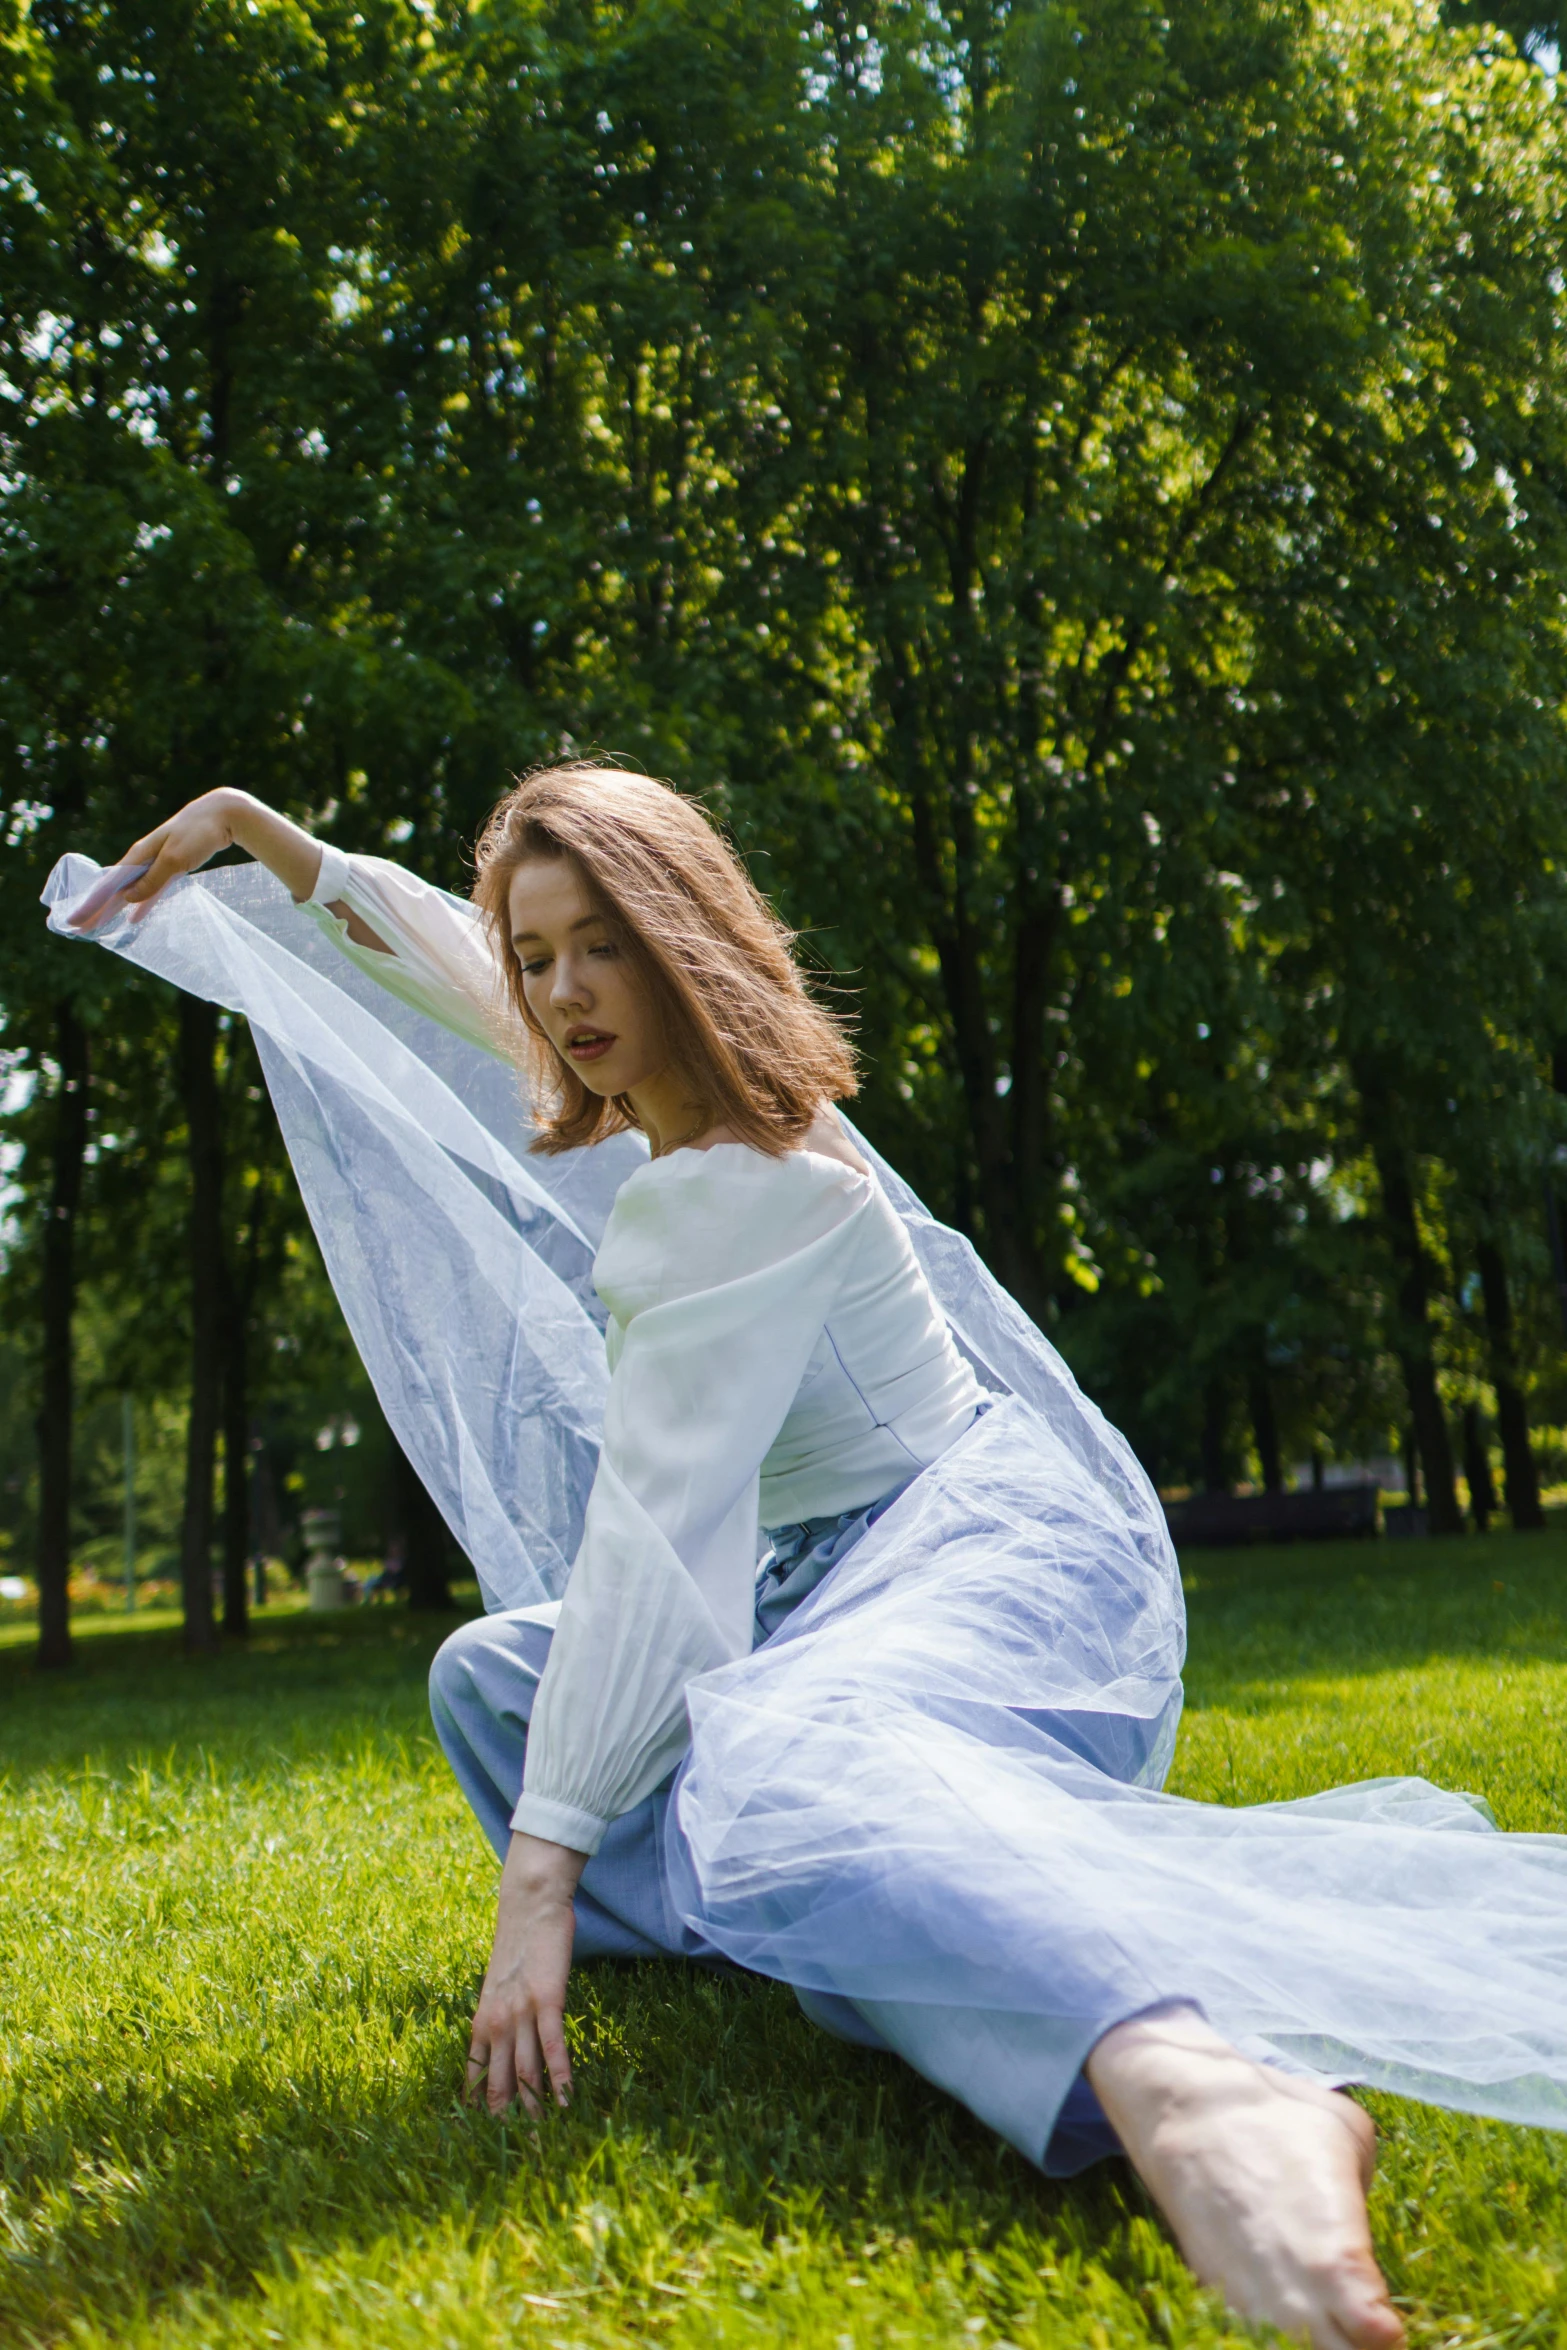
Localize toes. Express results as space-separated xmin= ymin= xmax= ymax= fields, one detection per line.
xmin=1353 ymin=2296 xmax=1405 ymax=2350
xmin=1329 ymin=2304 xmax=1405 ymax=2350
xmin=1325 ymin=2257 xmax=1405 ymax=2350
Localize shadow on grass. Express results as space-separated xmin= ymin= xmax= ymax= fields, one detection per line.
xmin=13 ymin=1546 xmax=1567 ymax=2338
xmin=0 ymin=1602 xmax=1150 ymax=2342
xmin=1 ymin=1940 xmax=1138 ymax=2342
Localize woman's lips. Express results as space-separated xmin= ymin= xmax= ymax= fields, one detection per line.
xmin=566 ymin=1031 xmax=615 ymax=1063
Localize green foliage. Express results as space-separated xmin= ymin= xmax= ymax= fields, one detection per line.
xmin=7 ymin=1547 xmax=1567 ymax=2344
xmin=7 ymin=0 xmax=1567 ymax=1579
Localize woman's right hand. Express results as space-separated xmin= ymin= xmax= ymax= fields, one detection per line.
xmin=71 ymin=789 xmax=325 ymax=925
xmin=467 ymin=1831 xmax=586 ymax=2116
xmin=111 ymin=789 xmax=243 ymax=916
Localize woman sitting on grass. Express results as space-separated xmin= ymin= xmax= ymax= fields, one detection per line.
xmin=65 ymin=765 xmax=1567 ymax=2350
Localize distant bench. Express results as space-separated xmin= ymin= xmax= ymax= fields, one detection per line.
xmin=1163 ymin=1485 xmax=1381 ymax=1548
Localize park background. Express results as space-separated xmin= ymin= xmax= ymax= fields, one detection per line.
xmin=14 ymin=3 xmax=1567 ymax=2345
xmin=9 ymin=0 xmax=1567 ymax=1655
xmin=10 ymin=0 xmax=1567 ymax=1652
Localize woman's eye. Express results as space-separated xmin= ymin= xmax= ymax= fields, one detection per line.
xmin=521 ymin=957 xmax=550 ymax=976
xmin=590 ymin=940 xmax=618 ymax=959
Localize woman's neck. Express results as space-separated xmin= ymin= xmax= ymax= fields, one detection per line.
xmin=625 ymin=1080 xmax=868 ymax=1175
xmin=626 ymin=1067 xmax=739 ymax=1158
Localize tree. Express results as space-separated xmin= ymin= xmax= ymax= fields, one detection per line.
xmin=1 ymin=0 xmax=485 ymax=1648
xmin=8 ymin=0 xmax=1567 ymax=1579
xmin=751 ymin=0 xmax=1567 ymax=1493
xmin=31 ymin=1003 xmax=88 ymax=1665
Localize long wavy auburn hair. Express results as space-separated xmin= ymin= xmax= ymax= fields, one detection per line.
xmin=471 ymin=764 xmax=858 ymax=1156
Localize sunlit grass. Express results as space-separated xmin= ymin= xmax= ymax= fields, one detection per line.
xmin=4 ymin=1532 xmax=1567 ymax=2346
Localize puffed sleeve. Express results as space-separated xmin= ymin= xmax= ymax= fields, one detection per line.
xmin=302 ymin=845 xmax=514 ymax=1060
xmin=512 ymin=1148 xmax=875 ymax=1854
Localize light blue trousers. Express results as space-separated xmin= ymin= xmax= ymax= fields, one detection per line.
xmin=429 ymin=1601 xmax=1133 ymax=2175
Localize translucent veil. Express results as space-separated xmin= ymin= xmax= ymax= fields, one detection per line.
xmin=48 ymin=856 xmax=633 ymax=1609
xmin=45 ymin=854 xmax=1567 ymax=2133
xmin=42 ymin=855 xmax=1173 ymax=1615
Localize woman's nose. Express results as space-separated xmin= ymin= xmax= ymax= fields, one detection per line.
xmin=550 ymin=956 xmax=589 ymax=1013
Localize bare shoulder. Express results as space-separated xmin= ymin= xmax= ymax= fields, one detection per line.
xmin=671 ymin=1105 xmax=868 ymax=1177
xmin=798 ymin=1105 xmax=870 ymax=1177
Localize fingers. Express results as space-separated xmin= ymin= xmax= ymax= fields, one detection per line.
xmin=466 ymin=2011 xmax=570 ymax=2116
xmin=122 ymin=837 xmax=192 ymax=914
xmin=120 ymin=819 xmax=172 ymax=871
xmin=66 ymin=861 xmax=150 ymax=931
xmin=67 ymin=831 xmax=167 ymax=932
xmin=489 ymin=2024 xmax=526 ymax=2115
xmin=467 ymin=2024 xmax=523 ymax=2114
xmin=508 ymin=2016 xmax=545 ymax=2116
xmin=69 ymin=796 xmax=241 ymax=930
xmin=465 ymin=2033 xmax=491 ymax=2107
xmin=116 ymin=799 xmax=233 ymax=917
xmin=538 ymin=2005 xmax=573 ymax=2108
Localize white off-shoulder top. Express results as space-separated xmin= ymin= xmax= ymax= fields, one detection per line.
xmin=305 ymin=848 xmax=983 ymax=1850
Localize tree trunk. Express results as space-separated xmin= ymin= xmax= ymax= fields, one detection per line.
xmin=1475 ymin=1236 xmax=1544 ymax=1530
xmin=34 ymin=1001 xmax=89 ymax=1671
xmin=220 ymin=1141 xmax=264 ymax=1640
xmin=893 ymin=703 xmax=1054 ymax=1319
xmin=1248 ymin=1368 xmax=1282 ymax=1492
xmin=1461 ymin=1402 xmax=1496 ymax=1532
xmin=250 ymin=1420 xmax=283 ymax=1575
xmin=1543 ymin=1176 xmax=1567 ymax=1340
xmin=1200 ymin=1377 xmax=1229 ymax=1494
xmin=1370 ymin=1141 xmax=1463 ymax=1534
xmin=178 ymin=995 xmax=223 ymax=1655
xmin=226 ymin=1051 xmax=277 ymax=1626
xmin=220 ymin=1291 xmax=249 ymax=1638
xmin=391 ymin=1435 xmax=453 ymax=1611
xmin=1546 ymin=1044 xmax=1567 ymax=1336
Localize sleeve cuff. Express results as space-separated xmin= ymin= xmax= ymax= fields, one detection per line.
xmin=510 ymin=1791 xmax=608 ymax=1857
xmin=308 ymin=841 xmax=353 ymax=905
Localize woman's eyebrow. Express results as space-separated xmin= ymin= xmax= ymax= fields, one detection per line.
xmin=511 ymin=914 xmax=607 ymax=946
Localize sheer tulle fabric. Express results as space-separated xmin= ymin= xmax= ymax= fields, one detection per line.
xmin=46 ymin=856 xmax=632 ymax=1612
xmin=46 ymin=853 xmax=1567 ymax=2132
xmin=671 ymin=1398 xmax=1567 ymax=2122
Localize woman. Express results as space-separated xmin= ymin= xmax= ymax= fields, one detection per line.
xmin=55 ymin=767 xmax=1567 ymax=2350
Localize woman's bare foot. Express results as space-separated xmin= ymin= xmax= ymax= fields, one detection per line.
xmin=1086 ymin=2006 xmax=1404 ymax=2350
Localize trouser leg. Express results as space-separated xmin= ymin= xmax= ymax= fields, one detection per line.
xmin=432 ymin=1610 xmax=1142 ymax=2166
xmin=427 ymin=1607 xmax=554 ymax=1860
xmin=761 ymin=1700 xmax=1195 ymax=2175
xmin=792 ymin=1987 xmax=1127 ymax=2175
xmin=428 ymin=1608 xmax=725 ymax=1965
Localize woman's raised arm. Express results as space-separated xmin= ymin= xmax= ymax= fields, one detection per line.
xmin=76 ymin=788 xmax=390 ymax=950
xmin=73 ymin=789 xmax=512 ymax=1055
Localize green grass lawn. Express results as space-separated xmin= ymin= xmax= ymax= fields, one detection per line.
xmin=5 ymin=1537 xmax=1567 ymax=2349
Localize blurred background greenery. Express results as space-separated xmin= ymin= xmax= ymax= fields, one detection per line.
xmin=8 ymin=0 xmax=1567 ymax=1661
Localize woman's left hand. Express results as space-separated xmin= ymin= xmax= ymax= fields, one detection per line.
xmin=467 ymin=1832 xmax=586 ymax=2115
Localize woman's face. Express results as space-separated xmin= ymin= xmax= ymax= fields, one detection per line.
xmin=508 ymin=855 xmax=667 ymax=1098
